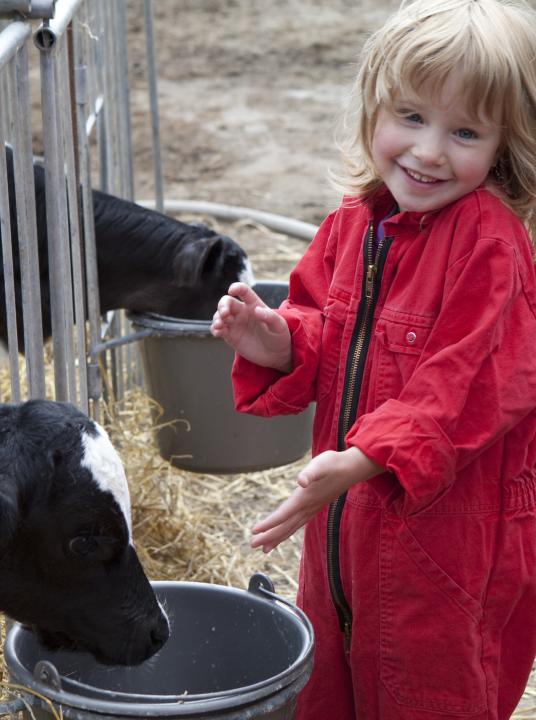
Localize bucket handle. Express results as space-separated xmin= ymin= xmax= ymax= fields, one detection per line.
xmin=0 ymin=662 xmax=63 ymax=717
xmin=248 ymin=573 xmax=314 ymax=640
xmin=248 ymin=572 xmax=276 ymax=595
xmin=0 ymin=697 xmax=25 ymax=716
xmin=90 ymin=327 xmax=155 ymax=357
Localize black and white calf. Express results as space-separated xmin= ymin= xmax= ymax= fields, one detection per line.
xmin=0 ymin=399 xmax=169 ymax=665
xmin=2 ymin=146 xmax=253 ymax=351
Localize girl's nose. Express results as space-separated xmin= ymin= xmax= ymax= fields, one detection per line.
xmin=412 ymin=132 xmax=446 ymax=166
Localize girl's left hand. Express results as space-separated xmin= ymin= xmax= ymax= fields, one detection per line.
xmin=250 ymin=447 xmax=383 ymax=553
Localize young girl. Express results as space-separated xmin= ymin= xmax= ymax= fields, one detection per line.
xmin=211 ymin=0 xmax=536 ymax=717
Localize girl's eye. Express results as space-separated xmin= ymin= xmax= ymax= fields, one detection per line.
xmin=396 ymin=110 xmax=423 ymax=124
xmin=455 ymin=128 xmax=477 ymax=140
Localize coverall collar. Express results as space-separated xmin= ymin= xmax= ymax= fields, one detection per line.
xmin=368 ymin=185 xmax=440 ymax=236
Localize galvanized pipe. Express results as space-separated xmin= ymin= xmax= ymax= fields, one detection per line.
xmin=143 ymin=0 xmax=163 ymax=213
xmin=137 ymin=199 xmax=319 ymax=241
xmin=0 ymin=80 xmax=21 ymax=401
xmin=0 ymin=0 xmax=55 ymax=18
xmin=94 ymin=0 xmax=108 ymax=193
xmin=59 ymin=32 xmax=89 ymax=410
xmin=100 ymin=1 xmax=124 ymax=401
xmin=117 ymin=0 xmax=133 ymax=200
xmin=114 ymin=0 xmax=139 ymax=396
xmin=11 ymin=44 xmax=46 ymax=397
xmin=80 ymin=1 xmax=106 ymax=417
xmin=0 ymin=20 xmax=30 ymax=68
xmin=110 ymin=0 xmax=129 ymax=200
xmin=33 ymin=0 xmax=83 ymax=48
xmin=38 ymin=36 xmax=75 ymax=401
xmin=101 ymin=1 xmax=118 ymax=194
xmin=74 ymin=56 xmax=102 ymax=417
xmin=77 ymin=0 xmax=98 ymax=140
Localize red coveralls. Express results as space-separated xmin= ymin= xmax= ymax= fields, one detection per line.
xmin=233 ymin=187 xmax=536 ymax=720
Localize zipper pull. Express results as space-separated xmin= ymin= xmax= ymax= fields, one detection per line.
xmin=365 ymin=263 xmax=376 ymax=298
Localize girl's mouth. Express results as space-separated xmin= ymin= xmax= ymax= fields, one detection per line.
xmin=403 ymin=167 xmax=445 ymax=184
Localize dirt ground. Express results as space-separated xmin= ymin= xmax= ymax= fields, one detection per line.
xmin=125 ymin=0 xmax=400 ymax=225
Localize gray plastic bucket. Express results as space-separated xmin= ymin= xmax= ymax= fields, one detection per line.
xmin=129 ymin=281 xmax=314 ymax=473
xmin=4 ymin=575 xmax=314 ymax=720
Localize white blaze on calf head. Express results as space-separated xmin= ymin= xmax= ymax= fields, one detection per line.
xmin=80 ymin=423 xmax=132 ymax=539
xmin=239 ymin=258 xmax=255 ymax=286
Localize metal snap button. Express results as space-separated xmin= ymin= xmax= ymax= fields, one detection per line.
xmin=406 ymin=331 xmax=417 ymax=344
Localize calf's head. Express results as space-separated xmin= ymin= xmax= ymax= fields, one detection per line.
xmin=0 ymin=399 xmax=169 ymax=665
xmin=167 ymin=229 xmax=254 ymax=320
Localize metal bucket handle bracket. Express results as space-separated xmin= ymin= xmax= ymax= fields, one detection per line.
xmin=248 ymin=573 xmax=314 ymax=642
xmin=0 ymin=661 xmax=61 ymax=717
xmin=33 ymin=659 xmax=62 ymax=691
xmin=248 ymin=572 xmax=275 ymax=596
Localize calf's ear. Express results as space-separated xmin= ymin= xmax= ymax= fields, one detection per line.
xmin=48 ymin=447 xmax=63 ymax=467
xmin=172 ymin=236 xmax=223 ymax=287
xmin=0 ymin=479 xmax=19 ymax=549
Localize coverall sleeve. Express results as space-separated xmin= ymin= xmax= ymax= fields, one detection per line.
xmin=231 ymin=211 xmax=338 ymax=416
xmin=347 ymin=236 xmax=536 ymax=510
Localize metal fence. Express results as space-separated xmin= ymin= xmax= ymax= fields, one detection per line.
xmin=0 ymin=0 xmax=317 ymax=425
xmin=0 ymin=0 xmax=162 ymax=421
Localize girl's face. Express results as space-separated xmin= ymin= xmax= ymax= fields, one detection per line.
xmin=371 ymin=72 xmax=502 ymax=213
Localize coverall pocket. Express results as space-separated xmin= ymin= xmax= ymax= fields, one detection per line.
xmin=380 ymin=517 xmax=487 ymax=715
xmin=373 ymin=314 xmax=433 ymax=406
xmin=317 ymin=292 xmax=350 ymax=401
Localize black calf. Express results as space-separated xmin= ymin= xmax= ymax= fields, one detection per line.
xmin=1 ymin=146 xmax=252 ymax=351
xmin=0 ymin=399 xmax=169 ymax=665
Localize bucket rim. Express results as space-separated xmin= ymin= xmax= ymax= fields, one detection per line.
xmin=5 ymin=579 xmax=315 ymax=717
xmin=127 ymin=280 xmax=289 ymax=335
xmin=128 ymin=309 xmax=212 ymax=334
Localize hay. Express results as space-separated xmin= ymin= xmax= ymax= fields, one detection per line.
xmin=106 ymin=388 xmax=305 ymax=597
xmin=0 ymin=356 xmax=305 ymax=596
xmin=0 ymin=380 xmax=306 ymax=713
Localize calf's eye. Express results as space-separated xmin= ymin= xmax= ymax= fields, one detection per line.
xmin=68 ymin=534 xmax=122 ymax=562
xmin=68 ymin=536 xmax=98 ymax=557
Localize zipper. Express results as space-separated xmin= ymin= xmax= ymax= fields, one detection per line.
xmin=326 ymin=221 xmax=392 ymax=654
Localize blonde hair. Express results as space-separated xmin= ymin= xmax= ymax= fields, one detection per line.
xmin=336 ymin=0 xmax=536 ymax=237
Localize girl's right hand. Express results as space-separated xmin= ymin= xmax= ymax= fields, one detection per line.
xmin=210 ymin=282 xmax=292 ymax=372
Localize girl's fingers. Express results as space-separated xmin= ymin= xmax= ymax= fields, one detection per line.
xmin=210 ymin=304 xmax=235 ymax=336
xmin=254 ymin=305 xmax=286 ymax=333
xmin=251 ymin=496 xmax=298 ymax=534
xmin=227 ymin=282 xmax=267 ymax=309
xmin=250 ymin=516 xmax=305 ymax=553
xmin=251 ymin=490 xmax=310 ymax=552
xmin=216 ymin=296 xmax=237 ymax=318
xmin=296 ymin=473 xmax=310 ymax=488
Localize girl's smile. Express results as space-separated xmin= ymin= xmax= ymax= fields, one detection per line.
xmin=371 ymin=72 xmax=502 ymax=213
xmin=402 ymin=167 xmax=447 ymax=184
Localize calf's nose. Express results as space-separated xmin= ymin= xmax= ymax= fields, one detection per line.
xmin=122 ymin=610 xmax=169 ymax=665
xmin=150 ymin=610 xmax=170 ymax=652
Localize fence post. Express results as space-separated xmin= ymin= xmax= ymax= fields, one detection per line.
xmin=11 ymin=40 xmax=46 ymax=397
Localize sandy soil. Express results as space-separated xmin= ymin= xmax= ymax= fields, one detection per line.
xmin=126 ymin=0 xmax=399 ymax=226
